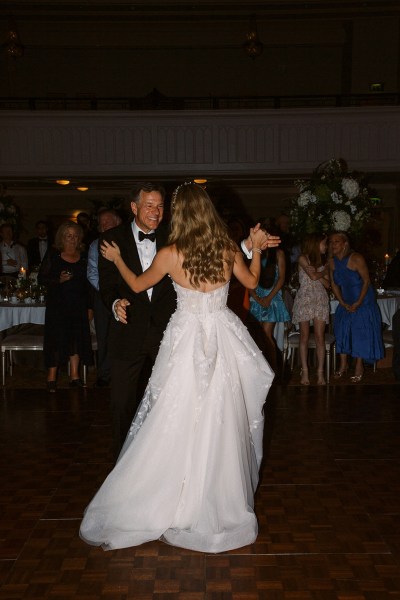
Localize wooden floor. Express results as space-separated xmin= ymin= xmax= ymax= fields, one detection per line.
xmin=1 ymin=376 xmax=400 ymax=599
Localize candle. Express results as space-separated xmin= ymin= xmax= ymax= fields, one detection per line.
xmin=19 ymin=267 xmax=26 ymax=279
xmin=384 ymin=254 xmax=390 ymax=267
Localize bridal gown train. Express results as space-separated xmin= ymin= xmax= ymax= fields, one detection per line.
xmin=80 ymin=282 xmax=274 ymax=553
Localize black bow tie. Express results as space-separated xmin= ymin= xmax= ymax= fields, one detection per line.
xmin=138 ymin=231 xmax=156 ymax=242
xmin=39 ymin=238 xmax=47 ymax=242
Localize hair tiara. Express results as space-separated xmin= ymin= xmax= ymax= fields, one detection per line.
xmin=171 ymin=181 xmax=194 ymax=205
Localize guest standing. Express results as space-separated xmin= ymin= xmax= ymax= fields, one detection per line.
xmin=382 ymin=249 xmax=400 ymax=289
xmin=248 ymin=230 xmax=290 ymax=371
xmin=329 ymin=231 xmax=384 ymax=381
xmin=38 ymin=221 xmax=93 ymax=392
xmin=87 ymin=208 xmax=121 ymax=387
xmin=27 ymin=220 xmax=52 ymax=269
xmin=392 ymin=308 xmax=400 ymax=381
xmin=292 ymin=233 xmax=330 ymax=385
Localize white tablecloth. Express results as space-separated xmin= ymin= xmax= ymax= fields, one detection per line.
xmin=0 ymin=303 xmax=46 ymax=332
xmin=330 ymin=295 xmax=400 ymax=330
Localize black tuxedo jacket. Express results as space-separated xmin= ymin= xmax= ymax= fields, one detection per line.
xmin=98 ymin=221 xmax=177 ymax=361
xmin=27 ymin=237 xmax=50 ymax=269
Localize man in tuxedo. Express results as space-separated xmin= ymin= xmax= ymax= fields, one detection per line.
xmin=98 ymin=183 xmax=177 ymax=459
xmin=27 ymin=220 xmax=51 ymax=269
xmin=87 ymin=208 xmax=122 ymax=388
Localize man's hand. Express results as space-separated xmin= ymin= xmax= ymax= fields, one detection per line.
xmin=115 ymin=298 xmax=130 ymax=325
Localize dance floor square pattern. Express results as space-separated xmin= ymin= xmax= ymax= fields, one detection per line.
xmin=1 ymin=375 xmax=400 ymax=599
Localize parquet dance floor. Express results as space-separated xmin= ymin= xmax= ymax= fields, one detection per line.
xmin=1 ymin=379 xmax=400 ymax=599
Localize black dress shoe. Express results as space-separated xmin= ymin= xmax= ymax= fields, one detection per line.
xmin=94 ymin=378 xmax=110 ymax=388
xmin=69 ymin=378 xmax=83 ymax=388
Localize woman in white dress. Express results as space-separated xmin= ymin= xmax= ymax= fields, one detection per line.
xmin=80 ymin=182 xmax=276 ymax=554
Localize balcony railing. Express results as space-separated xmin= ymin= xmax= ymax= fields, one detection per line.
xmin=0 ymin=93 xmax=399 ymax=111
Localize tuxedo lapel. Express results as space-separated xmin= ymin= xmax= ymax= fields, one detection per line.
xmin=122 ymin=223 xmax=143 ymax=275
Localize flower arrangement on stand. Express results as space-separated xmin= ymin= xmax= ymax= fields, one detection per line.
xmin=289 ymin=159 xmax=381 ymax=242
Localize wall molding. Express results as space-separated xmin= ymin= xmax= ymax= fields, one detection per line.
xmin=1 ymin=107 xmax=399 ymax=178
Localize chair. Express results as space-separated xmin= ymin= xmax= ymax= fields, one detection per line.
xmin=1 ymin=332 xmax=97 ymax=386
xmin=1 ymin=334 xmax=44 ymax=385
xmin=282 ymin=325 xmax=336 ymax=383
xmin=373 ymin=328 xmax=394 ymax=372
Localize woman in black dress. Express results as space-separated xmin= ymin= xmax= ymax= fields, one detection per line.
xmin=38 ymin=221 xmax=93 ymax=391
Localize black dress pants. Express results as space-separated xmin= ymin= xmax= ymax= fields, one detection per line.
xmin=110 ymin=326 xmax=161 ymax=461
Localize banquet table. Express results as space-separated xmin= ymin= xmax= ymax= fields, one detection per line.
xmin=0 ymin=302 xmax=46 ymax=332
xmin=330 ymin=293 xmax=400 ymax=330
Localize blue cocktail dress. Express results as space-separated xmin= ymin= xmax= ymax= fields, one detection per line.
xmin=333 ymin=255 xmax=384 ymax=361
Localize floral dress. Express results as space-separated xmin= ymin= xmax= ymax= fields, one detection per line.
xmin=292 ymin=263 xmax=329 ymax=324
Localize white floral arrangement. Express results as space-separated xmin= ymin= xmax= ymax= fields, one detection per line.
xmin=0 ymin=194 xmax=22 ymax=233
xmin=289 ymin=159 xmax=381 ymax=240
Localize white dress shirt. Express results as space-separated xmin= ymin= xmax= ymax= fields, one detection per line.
xmin=1 ymin=241 xmax=28 ymax=273
xmin=132 ymin=221 xmax=157 ymax=300
xmin=111 ymin=221 xmax=157 ymax=320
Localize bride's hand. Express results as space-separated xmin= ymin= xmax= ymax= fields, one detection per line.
xmin=100 ymin=240 xmax=121 ymax=263
xmin=250 ymin=228 xmax=267 ymax=251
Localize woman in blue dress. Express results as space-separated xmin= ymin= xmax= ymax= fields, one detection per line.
xmin=329 ymin=232 xmax=384 ymax=382
xmin=249 ymin=236 xmax=290 ymax=371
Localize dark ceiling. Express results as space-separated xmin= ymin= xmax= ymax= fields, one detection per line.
xmin=1 ymin=0 xmax=400 ymax=21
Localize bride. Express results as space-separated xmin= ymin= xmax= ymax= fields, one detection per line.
xmin=80 ymin=182 xmax=276 ymax=553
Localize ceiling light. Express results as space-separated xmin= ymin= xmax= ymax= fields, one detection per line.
xmin=194 ymin=178 xmax=207 ymax=184
xmin=56 ymin=179 xmax=70 ymax=185
xmin=76 ymin=186 xmax=89 ymax=191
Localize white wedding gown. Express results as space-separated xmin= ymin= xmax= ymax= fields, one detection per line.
xmin=80 ymin=282 xmax=274 ymax=553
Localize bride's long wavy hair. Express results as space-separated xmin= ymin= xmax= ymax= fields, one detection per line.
xmin=168 ymin=183 xmax=236 ymax=287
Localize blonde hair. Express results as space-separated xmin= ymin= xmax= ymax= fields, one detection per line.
xmin=169 ymin=183 xmax=236 ymax=287
xmin=54 ymin=221 xmax=84 ymax=252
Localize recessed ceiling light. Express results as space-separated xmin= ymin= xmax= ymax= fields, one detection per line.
xmin=76 ymin=186 xmax=89 ymax=191
xmin=56 ymin=179 xmax=70 ymax=185
xmin=194 ymin=178 xmax=207 ymax=184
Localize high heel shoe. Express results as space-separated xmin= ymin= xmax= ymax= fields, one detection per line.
xmin=333 ymin=368 xmax=348 ymax=379
xmin=300 ymin=368 xmax=310 ymax=385
xmin=316 ymin=370 xmax=326 ymax=385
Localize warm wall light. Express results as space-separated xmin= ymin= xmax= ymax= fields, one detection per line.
xmin=76 ymin=186 xmax=89 ymax=191
xmin=3 ymin=18 xmax=24 ymax=59
xmin=194 ymin=178 xmax=207 ymax=184
xmin=370 ymin=82 xmax=384 ymax=92
xmin=56 ymin=179 xmax=70 ymax=185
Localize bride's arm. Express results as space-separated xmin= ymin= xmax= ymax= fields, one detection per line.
xmin=232 ymin=228 xmax=265 ymax=289
xmin=101 ymin=241 xmax=171 ymax=292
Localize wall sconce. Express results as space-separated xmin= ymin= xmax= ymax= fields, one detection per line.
xmin=76 ymin=187 xmax=89 ymax=192
xmin=56 ymin=179 xmax=70 ymax=186
xmin=243 ymin=16 xmax=264 ymax=59
xmin=2 ymin=18 xmax=24 ymax=58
